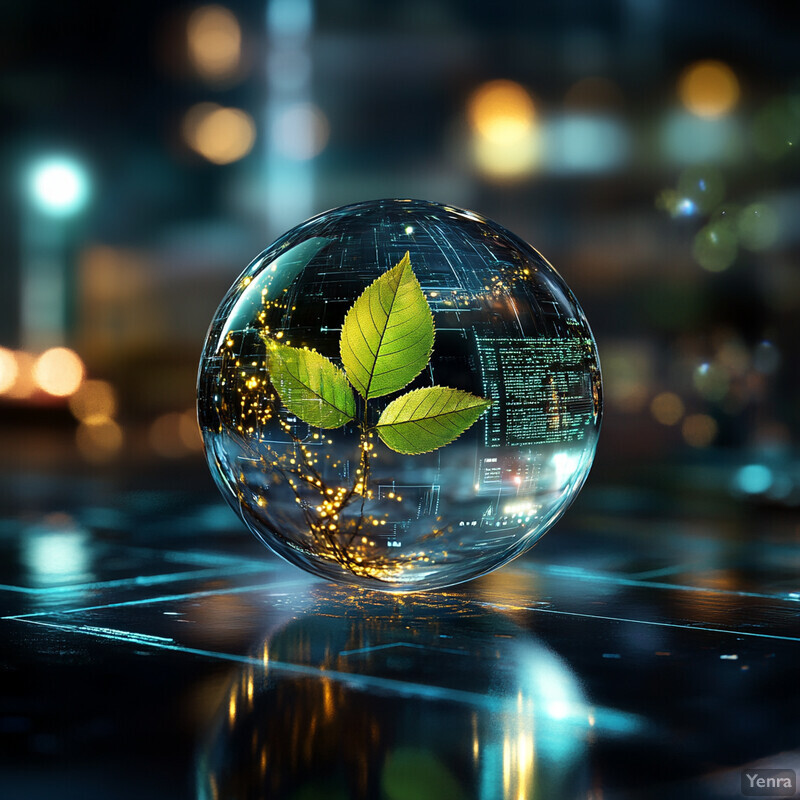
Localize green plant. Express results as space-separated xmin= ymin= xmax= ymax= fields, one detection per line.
xmin=262 ymin=252 xmax=491 ymax=454
xmin=255 ymin=253 xmax=491 ymax=577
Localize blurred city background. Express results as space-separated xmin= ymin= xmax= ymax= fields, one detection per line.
xmin=1 ymin=0 xmax=799 ymax=507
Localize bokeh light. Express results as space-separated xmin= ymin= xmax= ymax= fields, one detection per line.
xmin=27 ymin=157 xmax=90 ymax=216
xmin=751 ymin=95 xmax=800 ymax=160
xmin=149 ymin=413 xmax=190 ymax=458
xmin=0 ymin=347 xmax=19 ymax=394
xmin=271 ymin=103 xmax=330 ymax=160
xmin=187 ymin=5 xmax=241 ymax=82
xmin=693 ymin=220 xmax=738 ymax=272
xmin=737 ymin=202 xmax=779 ymax=251
xmin=545 ymin=115 xmax=628 ymax=173
xmin=677 ymin=166 xmax=725 ymax=214
xmin=694 ymin=363 xmax=729 ymax=402
xmin=682 ymin=414 xmax=718 ymax=448
xmin=678 ymin=60 xmax=740 ymax=118
xmin=735 ymin=464 xmax=773 ymax=495
xmin=179 ymin=409 xmax=204 ymax=452
xmin=68 ymin=380 xmax=117 ymax=421
xmin=467 ymin=80 xmax=539 ymax=178
xmin=3 ymin=352 xmax=37 ymax=400
xmin=32 ymin=347 xmax=85 ymax=397
xmin=660 ymin=112 xmax=743 ymax=164
xmin=650 ymin=392 xmax=685 ymax=426
xmin=182 ymin=103 xmax=256 ymax=164
xmin=75 ymin=417 xmax=124 ymax=463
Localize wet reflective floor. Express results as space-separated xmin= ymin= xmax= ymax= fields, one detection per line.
xmin=1 ymin=466 xmax=799 ymax=799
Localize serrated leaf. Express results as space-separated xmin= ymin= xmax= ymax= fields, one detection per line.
xmin=340 ymin=252 xmax=434 ymax=399
xmin=375 ymin=387 xmax=491 ymax=454
xmin=267 ymin=341 xmax=355 ymax=429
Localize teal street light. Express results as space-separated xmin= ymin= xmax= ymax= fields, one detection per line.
xmin=20 ymin=154 xmax=92 ymax=350
xmin=27 ymin=157 xmax=91 ymax=217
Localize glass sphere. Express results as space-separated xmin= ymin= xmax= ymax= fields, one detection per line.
xmin=198 ymin=199 xmax=602 ymax=592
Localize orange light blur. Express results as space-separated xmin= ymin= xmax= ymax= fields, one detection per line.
xmin=678 ymin=60 xmax=740 ymax=118
xmin=682 ymin=414 xmax=718 ymax=448
xmin=0 ymin=347 xmax=19 ymax=394
xmin=466 ymin=80 xmax=539 ymax=178
xmin=187 ymin=5 xmax=241 ymax=82
xmin=182 ymin=103 xmax=256 ymax=164
xmin=32 ymin=347 xmax=85 ymax=397
xmin=68 ymin=379 xmax=117 ymax=421
xmin=149 ymin=413 xmax=189 ymax=458
xmin=179 ymin=409 xmax=204 ymax=452
xmin=650 ymin=392 xmax=685 ymax=426
xmin=3 ymin=352 xmax=37 ymax=399
xmin=468 ymin=80 xmax=536 ymax=142
xmin=76 ymin=418 xmax=124 ymax=463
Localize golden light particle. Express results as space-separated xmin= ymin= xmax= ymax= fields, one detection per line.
xmin=682 ymin=414 xmax=718 ymax=448
xmin=0 ymin=347 xmax=19 ymax=394
xmin=182 ymin=103 xmax=256 ymax=165
xmin=187 ymin=4 xmax=241 ymax=82
xmin=68 ymin=379 xmax=117 ymax=421
xmin=650 ymin=392 xmax=685 ymax=426
xmin=467 ymin=79 xmax=540 ymax=178
xmin=678 ymin=60 xmax=740 ymax=118
xmin=76 ymin=418 xmax=123 ymax=463
xmin=33 ymin=347 xmax=85 ymax=397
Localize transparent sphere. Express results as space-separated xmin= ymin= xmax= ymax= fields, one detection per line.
xmin=198 ymin=199 xmax=602 ymax=592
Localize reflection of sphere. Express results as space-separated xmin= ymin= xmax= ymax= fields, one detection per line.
xmin=198 ymin=200 xmax=602 ymax=591
xmin=197 ymin=590 xmax=590 ymax=800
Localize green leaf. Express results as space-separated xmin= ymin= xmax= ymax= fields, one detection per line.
xmin=375 ymin=387 xmax=491 ymax=455
xmin=340 ymin=252 xmax=434 ymax=399
xmin=266 ymin=341 xmax=355 ymax=429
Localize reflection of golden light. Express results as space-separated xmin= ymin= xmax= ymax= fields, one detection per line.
xmin=187 ymin=5 xmax=241 ymax=82
xmin=0 ymin=347 xmax=19 ymax=394
xmin=678 ymin=60 xmax=740 ymax=118
xmin=467 ymin=81 xmax=539 ymax=179
xmin=183 ymin=103 xmax=256 ymax=164
xmin=33 ymin=347 xmax=85 ymax=397
xmin=76 ymin=417 xmax=123 ymax=462
xmin=68 ymin=379 xmax=117 ymax=421
xmin=650 ymin=392 xmax=685 ymax=426
xmin=682 ymin=413 xmax=718 ymax=447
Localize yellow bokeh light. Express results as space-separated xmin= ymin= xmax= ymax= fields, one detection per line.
xmin=187 ymin=5 xmax=241 ymax=81
xmin=650 ymin=392 xmax=685 ymax=426
xmin=182 ymin=103 xmax=256 ymax=164
xmin=33 ymin=347 xmax=85 ymax=397
xmin=68 ymin=379 xmax=117 ymax=421
xmin=678 ymin=60 xmax=740 ymax=118
xmin=682 ymin=414 xmax=718 ymax=448
xmin=76 ymin=417 xmax=124 ymax=463
xmin=0 ymin=347 xmax=19 ymax=394
xmin=468 ymin=80 xmax=536 ymax=143
xmin=467 ymin=80 xmax=539 ymax=179
xmin=3 ymin=352 xmax=36 ymax=399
